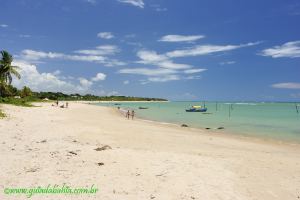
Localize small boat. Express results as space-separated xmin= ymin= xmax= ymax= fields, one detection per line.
xmin=138 ymin=107 xmax=148 ymax=109
xmin=186 ymin=105 xmax=207 ymax=112
xmin=114 ymin=103 xmax=121 ymax=105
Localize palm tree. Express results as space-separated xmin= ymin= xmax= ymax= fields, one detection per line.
xmin=0 ymin=50 xmax=21 ymax=97
xmin=0 ymin=50 xmax=21 ymax=84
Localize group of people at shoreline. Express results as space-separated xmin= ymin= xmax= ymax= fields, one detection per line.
xmin=126 ymin=109 xmax=135 ymax=120
xmin=52 ymin=101 xmax=69 ymax=108
xmin=117 ymin=106 xmax=134 ymax=119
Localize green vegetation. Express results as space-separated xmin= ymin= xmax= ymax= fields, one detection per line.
xmin=31 ymin=92 xmax=167 ymax=101
xmin=0 ymin=97 xmax=35 ymax=107
xmin=0 ymin=109 xmax=5 ymax=118
xmin=0 ymin=50 xmax=32 ymax=109
xmin=20 ymin=86 xmax=33 ymax=98
xmin=0 ymin=50 xmax=21 ymax=97
xmin=0 ymin=50 xmax=167 ymax=110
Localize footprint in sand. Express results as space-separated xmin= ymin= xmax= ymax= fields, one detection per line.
xmin=25 ymin=167 xmax=40 ymax=173
xmin=94 ymin=145 xmax=112 ymax=151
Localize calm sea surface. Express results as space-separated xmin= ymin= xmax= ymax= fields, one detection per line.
xmin=96 ymin=102 xmax=300 ymax=143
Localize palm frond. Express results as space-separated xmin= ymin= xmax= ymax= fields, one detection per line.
xmin=0 ymin=50 xmax=21 ymax=85
xmin=1 ymin=50 xmax=13 ymax=64
xmin=7 ymin=73 xmax=12 ymax=85
xmin=10 ymin=68 xmax=21 ymax=79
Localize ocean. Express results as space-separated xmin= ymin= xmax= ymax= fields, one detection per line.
xmin=95 ymin=101 xmax=300 ymax=143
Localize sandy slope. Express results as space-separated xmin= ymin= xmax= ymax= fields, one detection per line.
xmin=0 ymin=102 xmax=299 ymax=200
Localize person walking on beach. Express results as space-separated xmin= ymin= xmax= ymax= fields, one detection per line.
xmin=66 ymin=102 xmax=69 ymax=108
xmin=131 ymin=110 xmax=135 ymax=120
xmin=126 ymin=110 xmax=130 ymax=119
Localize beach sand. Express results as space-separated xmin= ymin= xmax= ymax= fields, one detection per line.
xmin=0 ymin=102 xmax=299 ymax=200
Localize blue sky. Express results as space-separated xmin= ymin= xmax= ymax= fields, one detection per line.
xmin=0 ymin=0 xmax=300 ymax=101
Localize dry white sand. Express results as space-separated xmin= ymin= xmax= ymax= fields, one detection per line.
xmin=0 ymin=102 xmax=299 ymax=200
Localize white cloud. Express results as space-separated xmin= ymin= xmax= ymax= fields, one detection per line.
xmin=133 ymin=41 xmax=259 ymax=81
xmin=185 ymin=75 xmax=201 ymax=80
xmin=20 ymin=49 xmax=124 ymax=67
xmin=91 ymin=73 xmax=106 ymax=81
xmin=97 ymin=32 xmax=114 ymax=39
xmin=127 ymin=41 xmax=257 ymax=83
xmin=271 ymin=82 xmax=300 ymax=89
xmin=53 ymin=70 xmax=61 ymax=75
xmin=12 ymin=61 xmax=81 ymax=93
xmin=119 ymin=68 xmax=177 ymax=76
xmin=184 ymin=69 xmax=207 ymax=74
xmin=79 ymin=78 xmax=93 ymax=88
xmin=66 ymin=55 xmax=106 ymax=62
xmin=260 ymin=41 xmax=300 ymax=58
xmin=148 ymin=75 xmax=180 ymax=82
xmin=11 ymin=61 xmax=117 ymax=95
xmin=166 ymin=42 xmax=260 ymax=58
xmin=123 ymin=80 xmax=130 ymax=84
xmin=21 ymin=49 xmax=65 ymax=60
xmin=21 ymin=49 xmax=105 ymax=62
xmin=96 ymin=45 xmax=119 ymax=52
xmin=137 ymin=50 xmax=167 ymax=63
xmin=119 ymin=67 xmax=205 ymax=83
xmin=74 ymin=45 xmax=120 ymax=55
xmin=129 ymin=50 xmax=207 ymax=82
xmin=159 ymin=35 xmax=205 ymax=43
xmin=219 ymin=61 xmax=236 ymax=65
xmin=118 ymin=0 xmax=144 ymax=8
xmin=137 ymin=50 xmax=192 ymax=69
xmin=119 ymin=68 xmax=185 ymax=83
xmin=0 ymin=24 xmax=8 ymax=28
xmin=158 ymin=61 xmax=192 ymax=69
xmin=103 ymin=59 xmax=126 ymax=67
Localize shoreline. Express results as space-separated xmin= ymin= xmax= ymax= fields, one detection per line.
xmin=1 ymin=102 xmax=300 ymax=200
xmin=100 ymin=103 xmax=300 ymax=147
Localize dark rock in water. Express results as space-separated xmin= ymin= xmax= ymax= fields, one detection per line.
xmin=181 ymin=124 xmax=188 ymax=127
xmin=217 ymin=127 xmax=225 ymax=130
xmin=94 ymin=145 xmax=112 ymax=151
xmin=205 ymin=128 xmax=211 ymax=130
xmin=97 ymin=162 xmax=104 ymax=166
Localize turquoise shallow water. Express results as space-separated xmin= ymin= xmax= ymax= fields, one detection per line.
xmin=96 ymin=102 xmax=300 ymax=143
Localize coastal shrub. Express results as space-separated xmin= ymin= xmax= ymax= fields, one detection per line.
xmin=20 ymin=86 xmax=33 ymax=98
xmin=0 ymin=109 xmax=5 ymax=118
xmin=0 ymin=97 xmax=34 ymax=107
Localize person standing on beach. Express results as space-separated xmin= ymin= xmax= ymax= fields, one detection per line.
xmin=131 ymin=110 xmax=135 ymax=120
xmin=66 ymin=102 xmax=69 ymax=108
